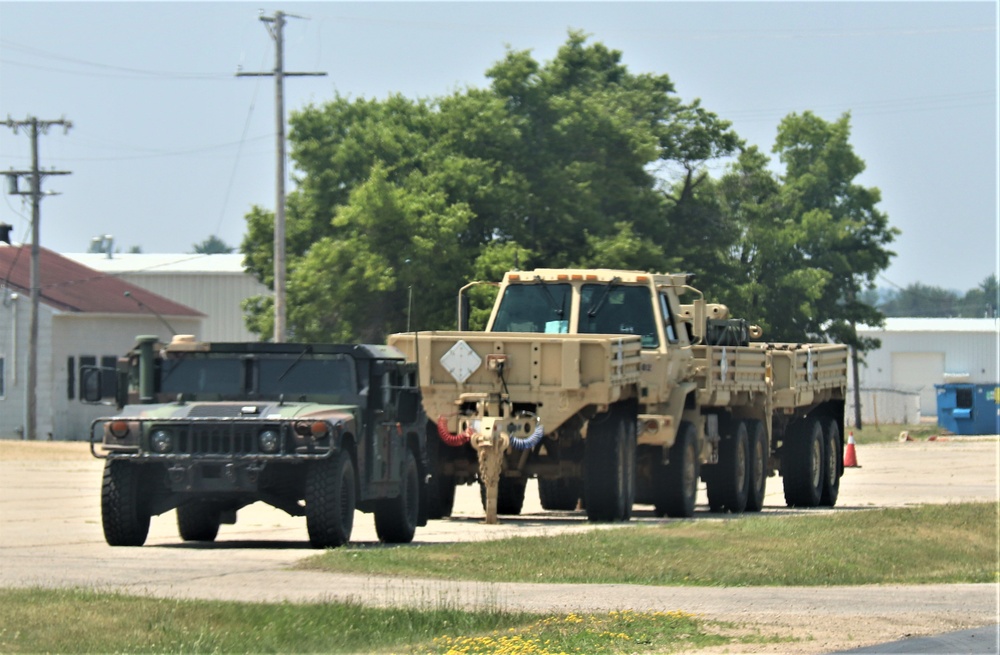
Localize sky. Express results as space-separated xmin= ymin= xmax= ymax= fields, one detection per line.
xmin=0 ymin=1 xmax=996 ymax=294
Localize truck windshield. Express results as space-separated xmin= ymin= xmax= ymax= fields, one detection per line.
xmin=579 ymin=284 xmax=659 ymax=348
xmin=258 ymin=355 xmax=357 ymax=397
xmin=160 ymin=357 xmax=244 ymax=396
xmin=491 ymin=283 xmax=572 ymax=333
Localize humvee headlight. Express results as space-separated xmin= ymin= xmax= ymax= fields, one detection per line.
xmin=295 ymin=420 xmax=330 ymax=440
xmin=150 ymin=430 xmax=173 ymax=453
xmin=108 ymin=420 xmax=130 ymax=439
xmin=259 ymin=430 xmax=280 ymax=453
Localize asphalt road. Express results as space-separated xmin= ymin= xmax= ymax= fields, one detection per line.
xmin=1 ymin=437 xmax=997 ymax=654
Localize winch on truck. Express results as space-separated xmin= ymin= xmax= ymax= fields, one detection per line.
xmin=83 ymin=335 xmax=429 ymax=548
xmin=388 ymin=268 xmax=848 ymax=524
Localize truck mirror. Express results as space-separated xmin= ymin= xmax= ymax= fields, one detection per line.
xmin=81 ymin=366 xmax=106 ymax=403
xmin=396 ymin=388 xmax=421 ymax=424
xmin=81 ymin=365 xmax=124 ymax=405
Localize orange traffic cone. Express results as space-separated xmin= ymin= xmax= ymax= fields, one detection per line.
xmin=844 ymin=431 xmax=860 ymax=468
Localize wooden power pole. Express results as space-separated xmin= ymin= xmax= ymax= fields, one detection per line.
xmin=237 ymin=11 xmax=326 ymax=343
xmin=3 ymin=116 xmax=72 ymax=440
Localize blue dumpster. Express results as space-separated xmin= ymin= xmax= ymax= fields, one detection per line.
xmin=935 ymin=383 xmax=1000 ymax=435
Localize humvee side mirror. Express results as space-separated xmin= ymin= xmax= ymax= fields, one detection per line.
xmin=80 ymin=365 xmax=127 ymax=407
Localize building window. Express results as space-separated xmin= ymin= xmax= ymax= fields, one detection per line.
xmin=101 ymin=356 xmax=117 ymax=397
xmin=67 ymin=356 xmax=75 ymax=400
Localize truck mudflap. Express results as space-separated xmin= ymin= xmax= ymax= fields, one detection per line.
xmin=89 ymin=416 xmax=343 ymax=462
xmin=435 ymin=414 xmax=544 ymax=523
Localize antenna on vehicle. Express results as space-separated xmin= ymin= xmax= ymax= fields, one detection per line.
xmin=124 ymin=291 xmax=177 ymax=336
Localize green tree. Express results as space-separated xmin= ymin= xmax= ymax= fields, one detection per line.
xmin=770 ymin=111 xmax=897 ymax=348
xmin=192 ymin=235 xmax=234 ymax=254
xmin=959 ymin=274 xmax=999 ymax=318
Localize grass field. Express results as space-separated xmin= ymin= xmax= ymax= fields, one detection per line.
xmin=1 ymin=503 xmax=994 ymax=654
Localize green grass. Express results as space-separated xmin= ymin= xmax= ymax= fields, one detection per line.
xmin=0 ymin=589 xmax=769 ymax=654
xmin=301 ymin=503 xmax=998 ymax=586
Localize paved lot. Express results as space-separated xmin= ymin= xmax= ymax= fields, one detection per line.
xmin=1 ymin=437 xmax=997 ymax=654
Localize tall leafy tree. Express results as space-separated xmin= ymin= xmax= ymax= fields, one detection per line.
xmin=770 ymin=111 xmax=897 ymax=348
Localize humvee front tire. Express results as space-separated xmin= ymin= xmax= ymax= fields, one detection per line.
xmin=101 ymin=460 xmax=151 ymax=547
xmin=177 ymin=501 xmax=222 ymax=542
xmin=375 ymin=449 xmax=420 ymax=544
xmin=306 ymin=450 xmax=356 ymax=548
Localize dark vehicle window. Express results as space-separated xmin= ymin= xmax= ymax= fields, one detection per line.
xmin=579 ymin=284 xmax=659 ymax=348
xmin=492 ymin=283 xmax=572 ymax=334
xmin=160 ymin=357 xmax=244 ymax=396
xmin=258 ymin=356 xmax=357 ymax=397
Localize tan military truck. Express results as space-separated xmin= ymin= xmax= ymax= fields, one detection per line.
xmin=388 ymin=268 xmax=848 ymax=523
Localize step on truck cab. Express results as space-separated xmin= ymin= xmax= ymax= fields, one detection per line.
xmin=84 ymin=335 xmax=429 ymax=548
xmin=388 ymin=269 xmax=848 ymax=523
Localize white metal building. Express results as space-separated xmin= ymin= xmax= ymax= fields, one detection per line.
xmin=1 ymin=245 xmax=203 ymax=440
xmin=64 ymin=253 xmax=269 ymax=342
xmin=851 ymin=318 xmax=1000 ymax=421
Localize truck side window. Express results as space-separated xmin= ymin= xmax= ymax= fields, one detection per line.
xmin=660 ymin=293 xmax=679 ymax=344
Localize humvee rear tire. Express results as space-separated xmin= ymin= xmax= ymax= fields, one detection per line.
xmin=783 ymin=417 xmax=824 ymax=507
xmin=746 ymin=420 xmax=768 ymax=512
xmin=101 ymin=460 xmax=151 ymax=547
xmin=820 ymin=418 xmax=842 ymax=507
xmin=479 ymin=477 xmax=527 ymax=515
xmin=176 ymin=501 xmax=222 ymax=542
xmin=706 ymin=419 xmax=750 ymax=513
xmin=538 ymin=477 xmax=582 ymax=511
xmin=426 ymin=474 xmax=456 ymax=519
xmin=654 ymin=420 xmax=699 ymax=518
xmin=584 ymin=403 xmax=637 ymax=522
xmin=305 ymin=450 xmax=356 ymax=548
xmin=375 ymin=449 xmax=420 ymax=544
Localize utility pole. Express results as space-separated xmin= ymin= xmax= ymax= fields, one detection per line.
xmin=237 ymin=11 xmax=326 ymax=343
xmin=4 ymin=116 xmax=72 ymax=440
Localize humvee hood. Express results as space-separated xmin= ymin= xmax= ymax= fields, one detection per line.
xmin=119 ymin=401 xmax=358 ymax=423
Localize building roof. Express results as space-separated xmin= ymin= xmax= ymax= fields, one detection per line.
xmin=0 ymin=244 xmax=203 ymax=316
xmin=63 ymin=252 xmax=248 ymax=274
xmin=859 ymin=317 xmax=1000 ymax=334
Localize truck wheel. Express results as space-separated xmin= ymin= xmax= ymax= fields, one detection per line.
xmin=375 ymin=449 xmax=420 ymax=544
xmin=820 ymin=418 xmax=842 ymax=507
xmin=426 ymin=474 xmax=456 ymax=519
xmin=305 ymin=450 xmax=356 ymax=548
xmin=654 ymin=421 xmax=699 ymax=518
xmin=746 ymin=420 xmax=768 ymax=512
xmin=176 ymin=501 xmax=222 ymax=542
xmin=584 ymin=404 xmax=637 ymax=522
xmin=538 ymin=477 xmax=582 ymax=511
xmin=101 ymin=460 xmax=151 ymax=547
xmin=706 ymin=419 xmax=750 ymax=513
xmin=782 ymin=417 xmax=824 ymax=507
xmin=479 ymin=477 xmax=527 ymax=515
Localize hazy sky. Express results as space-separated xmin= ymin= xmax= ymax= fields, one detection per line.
xmin=0 ymin=1 xmax=996 ymax=293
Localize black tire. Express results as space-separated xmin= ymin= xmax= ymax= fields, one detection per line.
xmin=584 ymin=404 xmax=637 ymax=522
xmin=706 ymin=419 xmax=750 ymax=513
xmin=654 ymin=421 xmax=699 ymax=518
xmin=425 ymin=473 xmax=456 ymax=519
xmin=479 ymin=476 xmax=527 ymax=515
xmin=101 ymin=459 xmax=151 ymax=547
xmin=538 ymin=477 xmax=582 ymax=511
xmin=305 ymin=450 xmax=356 ymax=548
xmin=375 ymin=449 xmax=420 ymax=544
xmin=782 ymin=417 xmax=824 ymax=508
xmin=176 ymin=501 xmax=221 ymax=542
xmin=746 ymin=420 xmax=768 ymax=512
xmin=821 ymin=418 xmax=842 ymax=507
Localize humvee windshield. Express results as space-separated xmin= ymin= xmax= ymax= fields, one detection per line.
xmin=159 ymin=354 xmax=357 ymax=398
